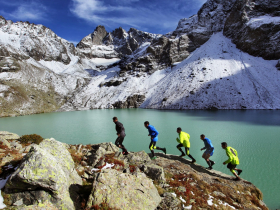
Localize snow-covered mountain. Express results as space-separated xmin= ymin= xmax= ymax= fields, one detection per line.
xmin=1 ymin=0 xmax=280 ymax=117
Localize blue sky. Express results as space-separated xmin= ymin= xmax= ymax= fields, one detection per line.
xmin=0 ymin=0 xmax=207 ymax=45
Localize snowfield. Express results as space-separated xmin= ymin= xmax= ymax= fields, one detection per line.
xmin=60 ymin=33 xmax=280 ymax=110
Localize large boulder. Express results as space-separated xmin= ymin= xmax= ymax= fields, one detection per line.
xmin=139 ymin=164 xmax=165 ymax=182
xmin=86 ymin=169 xmax=161 ymax=210
xmin=125 ymin=150 xmax=151 ymax=165
xmin=3 ymin=138 xmax=82 ymax=210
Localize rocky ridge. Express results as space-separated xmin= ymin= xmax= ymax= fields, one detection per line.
xmin=0 ymin=131 xmax=268 ymax=209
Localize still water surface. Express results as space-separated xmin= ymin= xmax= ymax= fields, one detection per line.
xmin=0 ymin=109 xmax=279 ymax=209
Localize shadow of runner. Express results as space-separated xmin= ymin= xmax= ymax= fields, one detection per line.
xmin=153 ymin=152 xmax=242 ymax=182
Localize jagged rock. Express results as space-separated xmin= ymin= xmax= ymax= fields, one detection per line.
xmin=139 ymin=164 xmax=165 ymax=182
xmin=113 ymin=94 xmax=145 ymax=108
xmin=3 ymin=138 xmax=82 ymax=210
xmin=85 ymin=142 xmax=118 ymax=167
xmin=86 ymin=169 xmax=161 ymax=210
xmin=94 ymin=158 xmax=105 ymax=168
xmin=213 ymin=191 xmax=226 ymax=198
xmin=0 ymin=154 xmax=14 ymax=167
xmin=0 ymin=17 xmax=74 ymax=64
xmin=276 ymin=60 xmax=280 ymax=70
xmin=224 ymin=0 xmax=280 ymax=59
xmin=125 ymin=150 xmax=151 ymax=165
xmin=157 ymin=192 xmax=181 ymax=210
xmin=0 ymin=131 xmax=20 ymax=142
xmin=10 ymin=141 xmax=22 ymax=150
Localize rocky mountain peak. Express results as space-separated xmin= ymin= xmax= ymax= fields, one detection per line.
xmin=111 ymin=27 xmax=128 ymax=40
xmin=0 ymin=15 xmax=7 ymax=27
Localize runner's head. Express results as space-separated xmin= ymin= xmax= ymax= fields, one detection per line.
xmin=200 ymin=134 xmax=205 ymax=140
xmin=221 ymin=142 xmax=227 ymax=149
xmin=113 ymin=117 xmax=118 ymax=123
xmin=144 ymin=121 xmax=149 ymax=128
xmin=176 ymin=127 xmax=182 ymax=134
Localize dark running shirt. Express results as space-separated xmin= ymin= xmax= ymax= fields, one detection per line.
xmin=115 ymin=121 xmax=125 ymax=135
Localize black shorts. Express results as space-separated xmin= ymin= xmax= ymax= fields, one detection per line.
xmin=227 ymin=163 xmax=237 ymax=170
xmin=115 ymin=133 xmax=125 ymax=147
xmin=176 ymin=143 xmax=184 ymax=148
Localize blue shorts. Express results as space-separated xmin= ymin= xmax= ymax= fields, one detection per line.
xmin=152 ymin=136 xmax=158 ymax=142
xmin=204 ymin=148 xmax=214 ymax=156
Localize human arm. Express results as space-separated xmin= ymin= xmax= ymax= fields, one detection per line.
xmin=224 ymin=149 xmax=233 ymax=164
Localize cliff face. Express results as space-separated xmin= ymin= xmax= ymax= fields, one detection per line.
xmin=0 ymin=132 xmax=268 ymax=209
xmin=223 ymin=0 xmax=280 ymax=59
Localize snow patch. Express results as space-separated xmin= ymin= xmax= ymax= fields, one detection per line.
xmin=91 ymin=163 xmax=115 ymax=171
xmin=247 ymin=15 xmax=280 ymax=29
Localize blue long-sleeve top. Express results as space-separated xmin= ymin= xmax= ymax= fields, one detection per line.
xmin=147 ymin=125 xmax=159 ymax=138
xmin=202 ymin=138 xmax=214 ymax=150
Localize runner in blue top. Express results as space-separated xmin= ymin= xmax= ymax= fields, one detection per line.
xmin=200 ymin=134 xmax=215 ymax=169
xmin=144 ymin=121 xmax=166 ymax=159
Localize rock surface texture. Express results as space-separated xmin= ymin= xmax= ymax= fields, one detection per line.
xmin=0 ymin=134 xmax=268 ymax=210
xmin=86 ymin=169 xmax=161 ymax=210
xmin=3 ymin=138 xmax=82 ymax=209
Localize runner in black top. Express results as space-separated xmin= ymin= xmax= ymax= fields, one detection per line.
xmin=113 ymin=117 xmax=128 ymax=155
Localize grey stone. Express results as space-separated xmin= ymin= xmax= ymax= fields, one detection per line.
xmin=213 ymin=191 xmax=226 ymax=198
xmin=94 ymin=158 xmax=105 ymax=168
xmin=4 ymin=138 xmax=82 ymax=210
xmin=125 ymin=150 xmax=151 ymax=166
xmin=10 ymin=141 xmax=23 ymax=150
xmin=158 ymin=192 xmax=181 ymax=210
xmin=86 ymin=169 xmax=161 ymax=210
xmin=139 ymin=164 xmax=165 ymax=182
xmin=177 ymin=186 xmax=186 ymax=193
xmin=113 ymin=94 xmax=145 ymax=108
xmin=13 ymin=199 xmax=23 ymax=206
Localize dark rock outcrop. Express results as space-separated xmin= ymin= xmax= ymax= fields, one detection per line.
xmin=113 ymin=94 xmax=145 ymax=108
xmin=277 ymin=59 xmax=280 ymax=70
xmin=223 ymin=0 xmax=280 ymax=59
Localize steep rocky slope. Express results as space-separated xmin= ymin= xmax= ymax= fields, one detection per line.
xmin=0 ymin=132 xmax=268 ymax=209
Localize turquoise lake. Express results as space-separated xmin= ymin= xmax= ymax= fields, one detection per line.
xmin=0 ymin=109 xmax=279 ymax=209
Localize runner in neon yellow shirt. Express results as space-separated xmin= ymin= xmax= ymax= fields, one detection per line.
xmin=176 ymin=127 xmax=196 ymax=163
xmin=221 ymin=142 xmax=242 ymax=181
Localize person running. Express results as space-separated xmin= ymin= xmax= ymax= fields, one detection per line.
xmin=200 ymin=134 xmax=215 ymax=169
xmin=113 ymin=117 xmax=128 ymax=155
xmin=176 ymin=127 xmax=196 ymax=163
xmin=144 ymin=121 xmax=166 ymax=160
xmin=221 ymin=142 xmax=243 ymax=181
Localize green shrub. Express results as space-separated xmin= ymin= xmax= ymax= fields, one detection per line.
xmin=19 ymin=134 xmax=44 ymax=145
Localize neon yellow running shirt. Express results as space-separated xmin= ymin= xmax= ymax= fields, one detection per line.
xmin=224 ymin=146 xmax=239 ymax=165
xmin=176 ymin=131 xmax=190 ymax=148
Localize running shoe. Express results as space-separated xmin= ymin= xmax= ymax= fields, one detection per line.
xmin=163 ymin=148 xmax=167 ymax=155
xmin=207 ymin=166 xmax=212 ymax=170
xmin=191 ymin=159 xmax=196 ymax=164
xmin=234 ymin=177 xmax=241 ymax=181
xmin=237 ymin=169 xmax=242 ymax=175
xmin=179 ymin=154 xmax=186 ymax=157
xmin=151 ymin=156 xmax=157 ymax=160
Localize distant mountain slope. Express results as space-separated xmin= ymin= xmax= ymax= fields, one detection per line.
xmin=60 ymin=33 xmax=280 ymax=111
xmin=1 ymin=0 xmax=280 ymax=116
